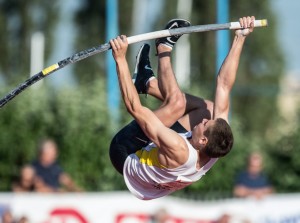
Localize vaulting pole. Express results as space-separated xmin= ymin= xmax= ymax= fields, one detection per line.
xmin=0 ymin=19 xmax=267 ymax=108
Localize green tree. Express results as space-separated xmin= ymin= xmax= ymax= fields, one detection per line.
xmin=0 ymin=79 xmax=128 ymax=191
xmin=266 ymin=107 xmax=300 ymax=192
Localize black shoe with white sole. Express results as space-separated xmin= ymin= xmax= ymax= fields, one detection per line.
xmin=132 ymin=44 xmax=155 ymax=94
xmin=155 ymin=19 xmax=191 ymax=49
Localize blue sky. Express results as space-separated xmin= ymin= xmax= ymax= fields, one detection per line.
xmin=271 ymin=0 xmax=300 ymax=78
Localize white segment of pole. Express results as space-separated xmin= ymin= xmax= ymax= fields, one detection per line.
xmin=127 ymin=19 xmax=268 ymax=45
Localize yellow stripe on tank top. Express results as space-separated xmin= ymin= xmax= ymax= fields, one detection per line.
xmin=135 ymin=147 xmax=166 ymax=169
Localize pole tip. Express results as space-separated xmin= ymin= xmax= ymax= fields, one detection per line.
xmin=260 ymin=19 xmax=268 ymax=27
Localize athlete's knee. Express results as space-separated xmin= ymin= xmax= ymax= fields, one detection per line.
xmin=165 ymin=91 xmax=185 ymax=116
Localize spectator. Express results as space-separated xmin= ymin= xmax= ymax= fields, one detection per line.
xmin=17 ymin=216 xmax=29 ymax=223
xmin=234 ymin=152 xmax=273 ymax=199
xmin=12 ymin=165 xmax=35 ymax=192
xmin=0 ymin=209 xmax=29 ymax=223
xmin=215 ymin=214 xmax=231 ymax=223
xmin=1 ymin=210 xmax=15 ymax=223
xmin=12 ymin=165 xmax=55 ymax=193
xmin=149 ymin=208 xmax=168 ymax=223
xmin=31 ymin=139 xmax=81 ymax=192
xmin=215 ymin=214 xmax=251 ymax=223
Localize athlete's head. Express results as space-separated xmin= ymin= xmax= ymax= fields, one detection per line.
xmin=192 ymin=118 xmax=234 ymax=158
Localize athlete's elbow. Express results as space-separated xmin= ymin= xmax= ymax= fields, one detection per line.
xmin=125 ymin=100 xmax=142 ymax=116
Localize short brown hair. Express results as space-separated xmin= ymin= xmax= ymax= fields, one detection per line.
xmin=204 ymin=118 xmax=234 ymax=158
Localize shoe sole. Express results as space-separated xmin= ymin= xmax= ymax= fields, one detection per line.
xmin=165 ymin=18 xmax=191 ymax=29
xmin=155 ymin=18 xmax=191 ymax=49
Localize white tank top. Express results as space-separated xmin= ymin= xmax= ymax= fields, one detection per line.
xmin=123 ymin=132 xmax=218 ymax=200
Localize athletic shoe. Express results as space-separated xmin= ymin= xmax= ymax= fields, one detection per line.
xmin=132 ymin=44 xmax=155 ymax=94
xmin=155 ymin=18 xmax=191 ymax=49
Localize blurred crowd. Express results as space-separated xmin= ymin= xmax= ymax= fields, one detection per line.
xmin=12 ymin=139 xmax=81 ymax=193
xmin=0 ymin=208 xmax=28 ymax=223
xmin=213 ymin=152 xmax=274 ymax=223
xmin=233 ymin=152 xmax=273 ymax=199
xmin=1 ymin=139 xmax=82 ymax=223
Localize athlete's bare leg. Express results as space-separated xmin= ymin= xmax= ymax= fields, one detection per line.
xmin=151 ymin=45 xmax=186 ymax=128
xmin=147 ymin=65 xmax=213 ymax=131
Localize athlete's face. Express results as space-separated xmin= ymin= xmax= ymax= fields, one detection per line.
xmin=192 ymin=119 xmax=215 ymax=145
xmin=192 ymin=119 xmax=210 ymax=136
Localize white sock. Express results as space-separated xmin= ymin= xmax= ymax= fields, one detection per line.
xmin=145 ymin=76 xmax=156 ymax=88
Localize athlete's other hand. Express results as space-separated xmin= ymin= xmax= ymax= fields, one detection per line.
xmin=235 ymin=16 xmax=255 ymax=37
xmin=110 ymin=35 xmax=128 ymax=61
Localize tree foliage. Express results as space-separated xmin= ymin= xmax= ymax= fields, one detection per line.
xmin=0 ymin=79 xmax=127 ymax=191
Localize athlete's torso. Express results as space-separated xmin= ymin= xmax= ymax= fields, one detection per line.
xmin=123 ymin=132 xmax=218 ymax=200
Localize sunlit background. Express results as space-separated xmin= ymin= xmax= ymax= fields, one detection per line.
xmin=0 ymin=0 xmax=299 ymax=222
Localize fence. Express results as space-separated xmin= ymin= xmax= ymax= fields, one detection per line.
xmin=0 ymin=192 xmax=300 ymax=223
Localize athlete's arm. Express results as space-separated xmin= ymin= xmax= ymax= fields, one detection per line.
xmin=110 ymin=36 xmax=188 ymax=166
xmin=213 ymin=16 xmax=255 ymax=121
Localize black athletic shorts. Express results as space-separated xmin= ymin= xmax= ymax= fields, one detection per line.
xmin=109 ymin=120 xmax=188 ymax=175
